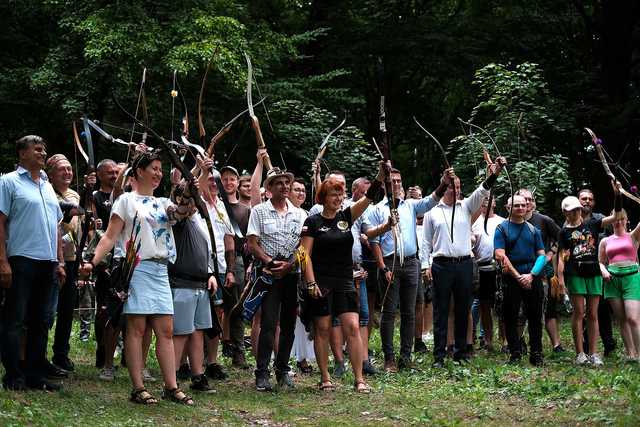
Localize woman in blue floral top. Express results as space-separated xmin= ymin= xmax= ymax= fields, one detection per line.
xmin=81 ymin=152 xmax=195 ymax=405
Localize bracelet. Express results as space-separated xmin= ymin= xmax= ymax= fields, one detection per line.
xmin=306 ymin=281 xmax=317 ymax=290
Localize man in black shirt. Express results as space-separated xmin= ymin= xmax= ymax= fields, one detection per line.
xmin=578 ymin=188 xmax=616 ymax=357
xmin=91 ymin=159 xmax=122 ymax=379
xmin=220 ymin=165 xmax=250 ymax=368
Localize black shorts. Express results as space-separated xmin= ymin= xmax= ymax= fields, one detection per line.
xmin=544 ymin=290 xmax=562 ymax=319
xmin=308 ymin=276 xmax=359 ymax=318
xmin=478 ymin=269 xmax=497 ymax=302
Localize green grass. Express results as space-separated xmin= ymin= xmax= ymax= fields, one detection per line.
xmin=1 ymin=319 xmax=640 ymax=426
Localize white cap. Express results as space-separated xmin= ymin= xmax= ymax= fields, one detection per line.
xmin=561 ymin=196 xmax=582 ymax=212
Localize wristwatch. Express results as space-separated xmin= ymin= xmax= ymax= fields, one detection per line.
xmin=381 ymin=267 xmax=390 ymax=274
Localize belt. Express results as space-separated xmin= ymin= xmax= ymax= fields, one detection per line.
xmin=169 ymin=270 xmax=208 ymax=283
xmin=477 ymin=260 xmax=493 ymax=267
xmin=144 ymin=258 xmax=168 ymax=265
xmin=433 ymin=255 xmax=471 ymax=264
xmin=383 ymin=254 xmax=417 ymax=261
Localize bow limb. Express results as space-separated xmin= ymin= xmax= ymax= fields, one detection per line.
xmin=244 ymin=52 xmax=272 ymax=170
xmin=482 ymin=148 xmax=493 ymax=235
xmin=206 ymin=97 xmax=267 ymax=157
xmin=112 ymin=93 xmax=223 ymax=287
xmin=413 ymin=116 xmax=455 ymax=242
xmin=585 ymin=128 xmax=640 ymax=206
xmin=460 ymin=118 xmax=514 ymax=221
xmin=197 ymin=60 xmax=212 ymax=147
xmin=73 ymin=121 xmax=89 ymax=165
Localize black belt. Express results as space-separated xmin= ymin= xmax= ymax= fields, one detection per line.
xmin=383 ymin=254 xmax=417 ymax=261
xmin=433 ymin=255 xmax=471 ymax=264
xmin=477 ymin=260 xmax=493 ymax=267
xmin=169 ymin=270 xmax=208 ymax=283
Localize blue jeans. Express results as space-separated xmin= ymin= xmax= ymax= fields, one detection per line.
xmin=1 ymin=256 xmax=57 ymax=385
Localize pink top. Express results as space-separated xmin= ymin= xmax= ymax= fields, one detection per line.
xmin=605 ymin=234 xmax=638 ymax=264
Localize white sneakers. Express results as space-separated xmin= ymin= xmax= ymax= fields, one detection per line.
xmin=575 ymin=352 xmax=589 ymax=365
xmin=575 ymin=352 xmax=604 ymax=367
xmin=590 ymin=354 xmax=604 ymax=367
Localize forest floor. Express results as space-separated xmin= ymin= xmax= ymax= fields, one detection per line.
xmin=0 ymin=319 xmax=638 ymax=426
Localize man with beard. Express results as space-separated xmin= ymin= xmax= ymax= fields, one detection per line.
xmin=247 ymin=168 xmax=306 ymax=391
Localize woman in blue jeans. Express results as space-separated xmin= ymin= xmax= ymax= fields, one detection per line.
xmin=81 ymin=152 xmax=195 ymax=405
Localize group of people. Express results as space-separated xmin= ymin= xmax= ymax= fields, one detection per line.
xmin=0 ymin=130 xmax=638 ymax=407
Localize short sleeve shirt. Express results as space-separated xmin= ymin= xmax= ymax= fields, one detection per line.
xmin=559 ymin=218 xmax=603 ymax=277
xmin=110 ymin=192 xmax=176 ymax=263
xmin=494 ymin=221 xmax=544 ymax=274
xmin=0 ymin=167 xmax=62 ymax=261
xmin=246 ymin=199 xmax=306 ymax=259
xmin=302 ymin=208 xmax=354 ymax=281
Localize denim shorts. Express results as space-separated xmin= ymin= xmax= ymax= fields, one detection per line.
xmin=123 ymin=260 xmax=173 ymax=315
xmin=171 ymin=288 xmax=212 ymax=335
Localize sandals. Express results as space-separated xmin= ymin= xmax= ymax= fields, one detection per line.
xmin=130 ymin=388 xmax=158 ymax=405
xmin=354 ymin=380 xmax=371 ymax=394
xmin=318 ymin=381 xmax=336 ymax=392
xmin=162 ymin=387 xmax=195 ymax=406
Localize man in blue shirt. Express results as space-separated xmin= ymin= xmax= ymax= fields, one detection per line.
xmin=0 ymin=135 xmax=66 ymax=391
xmin=494 ymin=194 xmax=546 ymax=366
xmin=366 ymin=168 xmax=449 ymax=372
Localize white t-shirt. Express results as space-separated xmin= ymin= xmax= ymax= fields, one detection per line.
xmin=207 ymin=197 xmax=234 ymax=273
xmin=111 ymin=192 xmax=177 ymax=263
xmin=471 ymin=214 xmax=505 ymax=265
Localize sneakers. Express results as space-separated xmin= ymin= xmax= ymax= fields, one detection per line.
xmin=232 ymin=351 xmax=250 ymax=370
xmin=45 ymin=362 xmax=68 ymax=379
xmin=255 ymin=375 xmax=273 ymax=392
xmin=590 ymin=354 xmax=604 ymax=367
xmin=177 ymin=363 xmax=191 ymax=381
xmin=276 ymin=372 xmax=295 ymax=390
xmin=575 ymin=352 xmax=589 ymax=365
xmin=333 ymin=361 xmax=346 ymax=378
xmin=99 ymin=367 xmax=115 ymax=381
xmin=190 ymin=374 xmax=216 ymax=394
xmin=414 ymin=339 xmax=427 ymax=354
xmin=52 ymin=356 xmax=75 ymax=372
xmin=142 ymin=368 xmax=156 ymax=382
xmin=431 ymin=359 xmax=445 ymax=369
xmin=384 ymin=359 xmax=398 ymax=373
xmin=553 ymin=345 xmax=566 ymax=354
xmin=363 ymin=360 xmax=378 ymax=376
xmin=205 ymin=363 xmax=228 ymax=380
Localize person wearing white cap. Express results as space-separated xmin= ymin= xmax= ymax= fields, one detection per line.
xmin=557 ymin=184 xmax=621 ymax=367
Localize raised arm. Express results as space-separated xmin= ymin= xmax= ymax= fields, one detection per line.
xmin=250 ymin=149 xmax=268 ymax=207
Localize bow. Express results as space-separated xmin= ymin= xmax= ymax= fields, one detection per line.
xmin=413 ymin=116 xmax=455 ymax=241
xmin=458 ymin=118 xmax=514 ymax=229
xmin=193 ymin=58 xmax=244 ymax=238
xmin=245 ymin=52 xmax=273 ymax=171
xmin=69 ymin=117 xmax=96 ymax=285
xmin=378 ymin=93 xmax=403 ymax=312
xmin=112 ymin=93 xmax=224 ymax=335
xmin=585 ymin=128 xmax=640 ymax=205
xmin=311 ymin=113 xmax=347 ymax=203
xmin=206 ymin=97 xmax=267 ymax=158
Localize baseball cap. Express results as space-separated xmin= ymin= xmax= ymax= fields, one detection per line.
xmin=561 ymin=196 xmax=582 ymax=212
